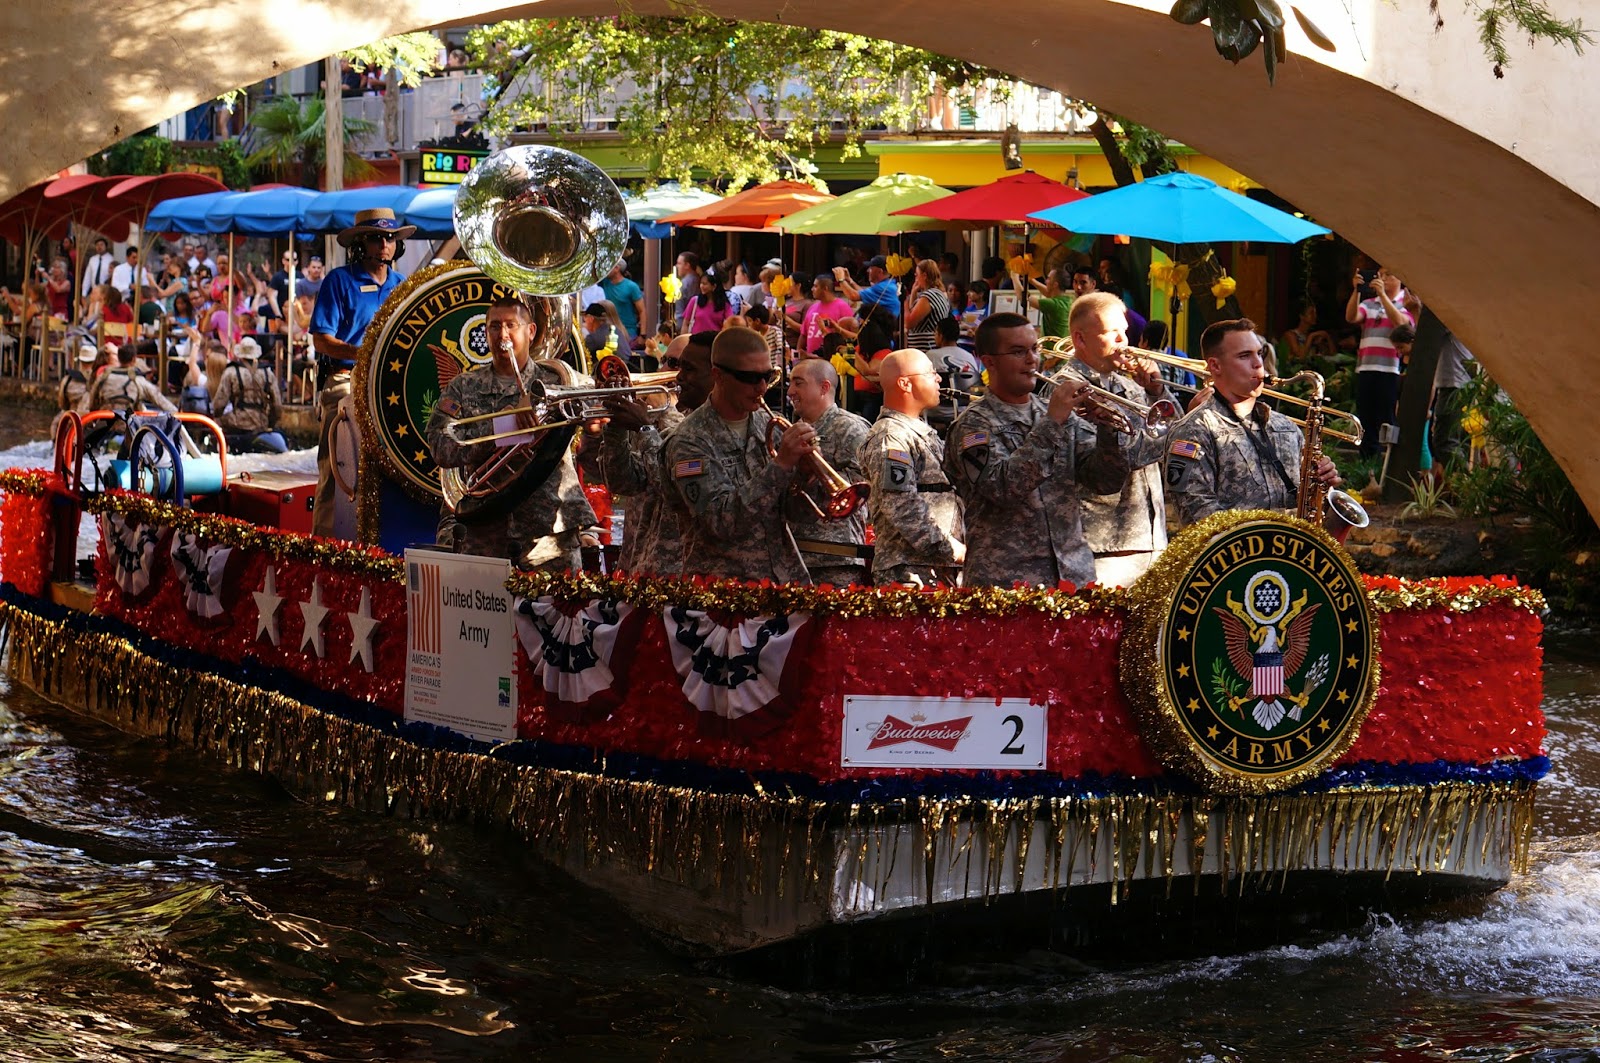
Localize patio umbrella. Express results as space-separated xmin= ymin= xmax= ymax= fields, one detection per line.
xmin=402 ymin=186 xmax=460 ymax=238
xmin=897 ymin=170 xmax=1087 ymax=227
xmin=622 ymin=182 xmax=722 ymax=336
xmin=657 ymin=180 xmax=832 ymax=231
xmin=1028 ymin=171 xmax=1330 ymax=244
xmin=781 ymin=173 xmax=961 ymax=235
xmin=300 ymin=185 xmax=424 ymax=234
xmin=145 ymin=191 xmax=237 ymax=234
xmin=204 ymin=187 xmax=319 ymax=236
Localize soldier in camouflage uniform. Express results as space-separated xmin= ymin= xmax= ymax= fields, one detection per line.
xmin=1064 ymin=292 xmax=1177 ymax=585
xmin=785 ymin=358 xmax=871 ymax=586
xmin=213 ymin=338 xmax=285 ymax=451
xmin=663 ymin=327 xmax=814 ymax=583
xmin=946 ymin=313 xmax=1130 ymax=588
xmin=598 ymin=332 xmax=714 ymax=574
xmin=424 ymin=297 xmax=597 ymax=572
xmin=861 ymin=349 xmax=965 ymax=586
xmin=88 ymin=342 xmax=177 ymax=414
xmin=1165 ymin=318 xmax=1341 ymax=526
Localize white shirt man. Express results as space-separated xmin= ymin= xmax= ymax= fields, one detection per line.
xmin=110 ymin=251 xmax=154 ymax=303
xmin=82 ymin=240 xmax=115 ymax=298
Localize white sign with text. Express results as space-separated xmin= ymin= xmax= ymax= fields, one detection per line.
xmin=404 ymin=548 xmax=518 ymax=743
xmin=840 ymin=695 xmax=1048 ymax=770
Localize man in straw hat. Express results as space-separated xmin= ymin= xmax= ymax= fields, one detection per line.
xmin=214 ymin=337 xmax=286 ymax=453
xmin=308 ymin=207 xmax=415 ymax=537
xmin=58 ymin=342 xmax=99 ymax=415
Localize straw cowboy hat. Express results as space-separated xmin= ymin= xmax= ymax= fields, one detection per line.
xmin=337 ymin=207 xmax=417 ymax=247
xmin=77 ymin=342 xmax=98 ymax=362
xmin=233 ymin=337 xmax=263 ymax=360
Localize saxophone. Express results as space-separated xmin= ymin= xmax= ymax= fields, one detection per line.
xmin=1271 ymin=369 xmax=1369 ymax=540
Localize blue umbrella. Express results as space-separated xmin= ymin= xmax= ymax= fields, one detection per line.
xmin=1029 ymin=172 xmax=1330 ymax=245
xmin=301 ymin=185 xmax=423 ymax=234
xmin=403 ymin=187 xmax=459 ymax=238
xmin=145 ymin=190 xmax=236 ymax=234
xmin=203 ymin=187 xmax=319 ymax=235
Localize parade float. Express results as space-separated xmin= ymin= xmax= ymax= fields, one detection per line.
xmin=0 ymin=148 xmax=1547 ymax=958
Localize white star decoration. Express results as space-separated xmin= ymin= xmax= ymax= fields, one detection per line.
xmin=299 ymin=577 xmax=330 ymax=658
xmin=253 ymin=565 xmax=283 ymax=647
xmin=347 ymin=586 xmax=380 ymax=673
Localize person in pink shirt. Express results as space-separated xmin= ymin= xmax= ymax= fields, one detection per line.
xmin=797 ymin=273 xmax=854 ymax=358
xmin=681 ymin=271 xmax=732 ymax=333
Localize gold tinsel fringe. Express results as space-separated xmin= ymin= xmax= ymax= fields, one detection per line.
xmin=0 ymin=601 xmax=1535 ymax=910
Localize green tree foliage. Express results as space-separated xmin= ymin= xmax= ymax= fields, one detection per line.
xmin=93 ymin=134 xmax=173 ymax=177
xmin=243 ymin=96 xmax=378 ymax=187
xmin=467 ymin=18 xmax=996 ymax=187
xmin=342 ymin=32 xmax=445 ymax=88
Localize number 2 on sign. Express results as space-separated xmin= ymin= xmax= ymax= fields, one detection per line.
xmin=1000 ymin=714 xmax=1026 ymax=755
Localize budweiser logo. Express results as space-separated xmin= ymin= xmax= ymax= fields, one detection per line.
xmin=866 ymin=715 xmax=973 ymax=752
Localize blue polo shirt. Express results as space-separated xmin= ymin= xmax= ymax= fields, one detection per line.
xmin=858 ymin=277 xmax=901 ymax=318
xmin=310 ymin=263 xmax=404 ymax=368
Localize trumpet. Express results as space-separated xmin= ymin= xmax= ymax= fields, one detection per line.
xmin=1031 ymin=367 xmax=1181 ymax=437
xmin=1116 ymin=344 xmax=1365 ymax=446
xmin=764 ymin=407 xmax=870 ymax=521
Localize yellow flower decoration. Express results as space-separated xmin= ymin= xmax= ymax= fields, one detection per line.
xmin=884 ymin=253 xmax=914 ymax=278
xmin=660 ymin=274 xmax=681 ymax=303
xmin=1148 ymin=262 xmax=1191 ymax=301
xmin=768 ymin=273 xmax=794 ymax=307
xmin=1006 ymin=253 xmax=1040 ymax=279
xmin=1211 ymin=272 xmax=1237 ymax=309
xmin=1229 ymin=177 xmax=1251 ymax=195
xmin=831 ymin=352 xmax=861 ymax=379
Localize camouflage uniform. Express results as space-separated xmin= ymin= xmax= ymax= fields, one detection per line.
xmin=944 ymin=393 xmax=1130 ymax=587
xmin=213 ymin=362 xmax=282 ymax=435
xmin=663 ymin=403 xmax=808 ymax=583
xmin=787 ymin=403 xmax=871 ymax=587
xmin=87 ymin=367 xmax=177 ymax=414
xmin=1164 ymin=392 xmax=1304 ymax=527
xmin=599 ymin=405 xmax=687 ymax=574
xmin=1067 ymin=358 xmax=1174 ymax=581
xmin=860 ymin=409 xmax=964 ymax=586
xmin=424 ymin=359 xmax=597 ymax=572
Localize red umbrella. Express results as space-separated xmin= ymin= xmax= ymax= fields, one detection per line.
xmin=892 ymin=170 xmax=1088 ymax=228
xmin=105 ymin=172 xmax=228 ymax=217
xmin=658 ymin=180 xmax=834 ymax=231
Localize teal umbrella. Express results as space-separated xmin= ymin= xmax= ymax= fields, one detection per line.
xmin=1029 ymin=172 xmax=1329 ymax=244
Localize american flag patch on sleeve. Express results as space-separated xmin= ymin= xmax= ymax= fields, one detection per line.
xmin=961 ymin=431 xmax=990 ymax=450
xmin=1169 ymin=439 xmax=1202 ymax=460
xmin=886 ymin=448 xmax=911 ymax=464
xmin=674 ymin=459 xmax=704 ymax=478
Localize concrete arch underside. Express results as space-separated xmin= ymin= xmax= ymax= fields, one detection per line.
xmin=5 ymin=0 xmax=1598 ymax=517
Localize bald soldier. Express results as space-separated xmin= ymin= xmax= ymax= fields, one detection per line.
xmin=599 ymin=331 xmax=715 ymax=573
xmin=664 ymin=327 xmax=815 ymax=582
xmin=785 ymin=358 xmax=872 ymax=586
xmin=859 ymin=349 xmax=966 ymax=585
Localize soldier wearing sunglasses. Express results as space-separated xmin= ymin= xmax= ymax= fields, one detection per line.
xmin=664 ymin=327 xmax=815 ymax=582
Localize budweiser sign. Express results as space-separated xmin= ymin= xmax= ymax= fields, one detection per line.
xmin=841 ymin=695 xmax=1048 ymax=770
xmin=866 ymin=714 xmax=973 ymax=752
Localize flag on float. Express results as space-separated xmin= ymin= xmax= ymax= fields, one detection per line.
xmin=408 ymin=560 xmax=441 ymax=654
xmin=168 ymin=530 xmax=232 ymax=619
xmin=662 ymin=606 xmax=814 ymax=737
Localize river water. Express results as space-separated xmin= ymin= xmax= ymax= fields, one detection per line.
xmin=0 ymin=631 xmax=1594 ymax=1061
xmin=4 ymin=427 xmax=1600 ymax=1060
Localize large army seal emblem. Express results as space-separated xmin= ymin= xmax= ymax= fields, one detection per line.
xmin=1121 ymin=511 xmax=1380 ymax=794
xmin=354 ymin=260 xmax=524 ymax=503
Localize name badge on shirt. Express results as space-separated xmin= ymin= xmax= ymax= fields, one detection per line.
xmin=359 ymin=284 xmax=380 ymax=293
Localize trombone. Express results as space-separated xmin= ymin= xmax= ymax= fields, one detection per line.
xmin=443 ymin=370 xmax=679 ymax=448
xmin=1116 ymin=344 xmax=1365 ymax=446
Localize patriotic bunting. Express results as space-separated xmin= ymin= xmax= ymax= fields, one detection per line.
xmin=169 ymin=530 xmax=233 ymax=621
xmin=662 ymin=606 xmax=814 ymax=738
xmin=99 ymin=514 xmax=165 ymax=600
xmin=514 ymin=596 xmax=646 ymax=724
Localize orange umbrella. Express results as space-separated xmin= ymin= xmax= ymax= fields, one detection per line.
xmin=657 ymin=179 xmax=833 ymax=231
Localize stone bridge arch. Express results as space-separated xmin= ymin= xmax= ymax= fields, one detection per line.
xmin=5 ymin=0 xmax=1597 ymax=516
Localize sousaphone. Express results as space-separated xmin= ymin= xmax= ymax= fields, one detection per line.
xmin=440 ymin=145 xmax=630 ymax=525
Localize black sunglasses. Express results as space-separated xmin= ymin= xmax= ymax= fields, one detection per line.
xmin=714 ymin=362 xmax=780 ymax=386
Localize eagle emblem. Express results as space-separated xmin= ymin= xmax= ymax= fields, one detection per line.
xmin=1212 ymin=569 xmax=1331 ymax=731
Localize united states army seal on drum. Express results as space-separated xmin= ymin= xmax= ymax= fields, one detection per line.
xmin=1120 ymin=510 xmax=1380 ymax=794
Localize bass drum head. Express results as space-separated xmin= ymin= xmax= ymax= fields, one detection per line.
xmin=450 ymin=424 xmax=578 ymax=527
